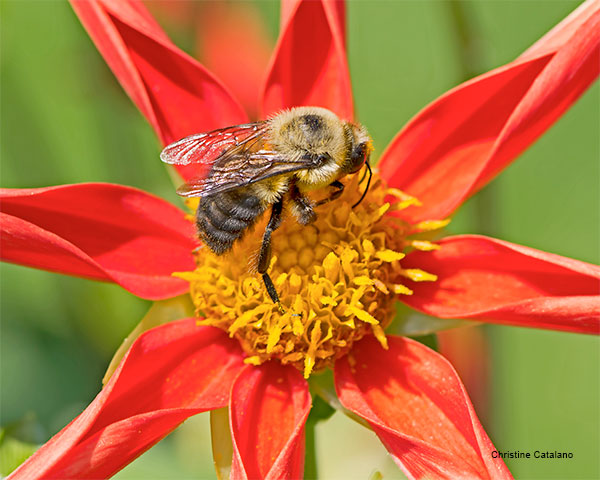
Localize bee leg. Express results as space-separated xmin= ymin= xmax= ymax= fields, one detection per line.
xmin=258 ymin=198 xmax=284 ymax=309
xmin=316 ymin=180 xmax=345 ymax=206
xmin=289 ymin=181 xmax=316 ymax=225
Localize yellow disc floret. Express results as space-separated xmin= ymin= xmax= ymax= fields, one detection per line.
xmin=176 ymin=172 xmax=441 ymax=378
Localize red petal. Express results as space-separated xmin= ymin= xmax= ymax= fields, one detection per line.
xmin=378 ymin=2 xmax=600 ymax=222
xmin=280 ymin=0 xmax=346 ymax=45
xmin=197 ymin=2 xmax=273 ymax=119
xmin=230 ymin=363 xmax=310 ymax=480
xmin=70 ymin=0 xmax=247 ymax=179
xmin=335 ymin=335 xmax=512 ymax=480
xmin=8 ymin=320 xmax=246 ymax=479
xmin=401 ymin=235 xmax=600 ymax=334
xmin=0 ymin=184 xmax=196 ymax=300
xmin=261 ymin=0 xmax=353 ymax=120
xmin=279 ymin=0 xmax=297 ymax=29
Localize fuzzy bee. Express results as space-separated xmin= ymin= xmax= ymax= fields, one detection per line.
xmin=160 ymin=106 xmax=372 ymax=307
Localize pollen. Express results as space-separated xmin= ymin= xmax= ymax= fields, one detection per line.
xmin=176 ymin=173 xmax=441 ymax=378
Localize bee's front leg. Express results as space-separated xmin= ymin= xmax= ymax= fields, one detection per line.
xmin=316 ymin=180 xmax=344 ymax=206
xmin=289 ymin=181 xmax=316 ymax=225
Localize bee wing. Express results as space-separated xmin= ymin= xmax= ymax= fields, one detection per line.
xmin=177 ymin=150 xmax=320 ymax=198
xmin=160 ymin=121 xmax=269 ymax=167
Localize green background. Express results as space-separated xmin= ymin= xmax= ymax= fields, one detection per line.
xmin=1 ymin=1 xmax=598 ymax=478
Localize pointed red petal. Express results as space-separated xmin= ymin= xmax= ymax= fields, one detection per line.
xmin=279 ymin=0 xmax=346 ymax=47
xmin=261 ymin=0 xmax=353 ymax=120
xmin=335 ymin=335 xmax=512 ymax=480
xmin=230 ymin=363 xmax=310 ymax=480
xmin=279 ymin=0 xmax=297 ymax=30
xmin=0 ymin=184 xmax=196 ymax=300
xmin=379 ymin=2 xmax=599 ymax=222
xmin=401 ymin=235 xmax=600 ymax=334
xmin=197 ymin=2 xmax=273 ymax=119
xmin=8 ymin=320 xmax=246 ymax=479
xmin=69 ymin=0 xmax=247 ymax=179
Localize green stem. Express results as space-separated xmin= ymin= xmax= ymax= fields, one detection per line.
xmin=304 ymin=418 xmax=318 ymax=480
xmin=446 ymin=0 xmax=484 ymax=80
xmin=303 ymin=395 xmax=335 ymax=479
xmin=446 ymin=0 xmax=499 ymax=237
xmin=446 ymin=0 xmax=494 ymax=428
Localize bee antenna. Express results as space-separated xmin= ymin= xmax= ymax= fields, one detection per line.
xmin=358 ymin=165 xmax=369 ymax=185
xmin=352 ymin=161 xmax=372 ymax=208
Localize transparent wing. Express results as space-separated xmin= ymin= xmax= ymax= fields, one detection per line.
xmin=177 ymin=150 xmax=321 ymax=198
xmin=160 ymin=122 xmax=268 ymax=166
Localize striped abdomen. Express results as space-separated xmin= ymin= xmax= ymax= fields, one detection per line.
xmin=196 ymin=190 xmax=266 ymax=255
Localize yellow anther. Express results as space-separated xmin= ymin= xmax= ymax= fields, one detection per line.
xmin=292 ymin=316 xmax=305 ymax=336
xmin=414 ymin=219 xmax=451 ymax=232
xmin=371 ymin=325 xmax=389 ymax=349
xmin=401 ymin=269 xmax=438 ymax=282
xmin=321 ymin=296 xmax=338 ymax=307
xmin=323 ymin=252 xmax=341 ymax=282
xmin=393 ymin=284 xmax=414 ymax=295
xmin=362 ymin=239 xmax=376 ymax=260
xmin=346 ymin=306 xmax=379 ymax=325
xmin=372 ymin=279 xmax=389 ymax=294
xmin=371 ymin=203 xmax=390 ymax=222
xmin=375 ymin=249 xmax=406 ymax=262
xmin=244 ymin=356 xmax=262 ymax=366
xmin=304 ymin=320 xmax=323 ymax=378
xmin=353 ymin=276 xmax=374 ymax=286
xmin=410 ymin=240 xmax=440 ymax=251
xmin=266 ymin=320 xmax=283 ymax=353
xmin=396 ymin=198 xmax=422 ymax=210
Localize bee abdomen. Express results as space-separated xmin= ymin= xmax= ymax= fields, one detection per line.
xmin=196 ymin=191 xmax=265 ymax=255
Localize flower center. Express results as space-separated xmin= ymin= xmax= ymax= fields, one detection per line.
xmin=177 ymin=172 xmax=441 ymax=378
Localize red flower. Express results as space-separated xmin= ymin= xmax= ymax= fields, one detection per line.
xmin=2 ymin=0 xmax=599 ymax=478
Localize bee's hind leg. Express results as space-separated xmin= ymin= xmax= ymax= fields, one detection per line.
xmin=258 ymin=198 xmax=285 ymax=311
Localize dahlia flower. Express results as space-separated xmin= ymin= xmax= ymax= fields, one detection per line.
xmin=2 ymin=1 xmax=598 ymax=478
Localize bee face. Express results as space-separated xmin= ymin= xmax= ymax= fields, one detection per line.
xmin=342 ymin=123 xmax=372 ymax=175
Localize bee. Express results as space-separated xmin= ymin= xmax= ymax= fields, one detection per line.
xmin=160 ymin=106 xmax=373 ymax=308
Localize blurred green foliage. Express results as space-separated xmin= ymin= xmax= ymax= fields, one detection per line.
xmin=1 ymin=1 xmax=598 ymax=479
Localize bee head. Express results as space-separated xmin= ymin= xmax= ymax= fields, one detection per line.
xmin=346 ymin=123 xmax=373 ymax=174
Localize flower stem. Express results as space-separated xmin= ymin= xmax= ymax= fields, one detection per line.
xmin=446 ymin=0 xmax=499 ymax=237
xmin=446 ymin=0 xmax=485 ymax=80
xmin=445 ymin=1 xmax=494 ymax=428
xmin=304 ymin=416 xmax=318 ymax=480
xmin=304 ymin=395 xmax=336 ymax=479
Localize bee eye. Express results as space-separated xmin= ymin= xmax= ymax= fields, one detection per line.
xmin=349 ymin=143 xmax=368 ymax=173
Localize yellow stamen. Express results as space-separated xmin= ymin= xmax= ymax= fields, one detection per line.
xmin=244 ymin=356 xmax=262 ymax=366
xmin=375 ymin=249 xmax=406 ymax=262
xmin=400 ymin=269 xmax=438 ymax=282
xmin=410 ymin=240 xmax=440 ymax=251
xmin=178 ymin=173 xmax=439 ymax=378
xmin=414 ymin=219 xmax=451 ymax=232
